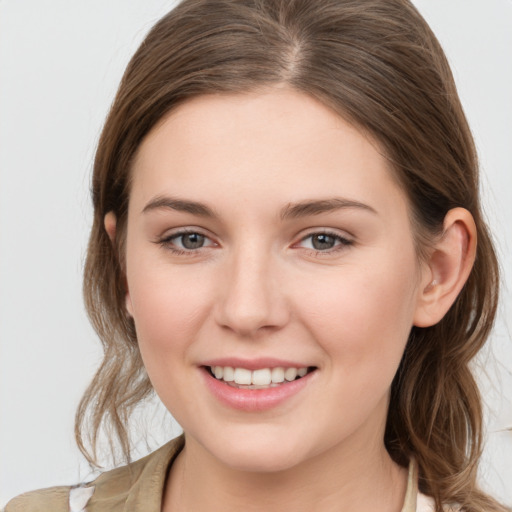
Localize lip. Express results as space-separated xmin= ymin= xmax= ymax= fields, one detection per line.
xmin=201 ymin=365 xmax=316 ymax=412
xmin=201 ymin=357 xmax=310 ymax=371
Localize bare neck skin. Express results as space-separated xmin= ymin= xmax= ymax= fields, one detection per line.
xmin=162 ymin=407 xmax=408 ymax=512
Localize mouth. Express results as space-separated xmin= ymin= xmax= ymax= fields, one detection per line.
xmin=205 ymin=365 xmax=317 ymax=390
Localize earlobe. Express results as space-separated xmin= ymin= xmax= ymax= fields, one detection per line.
xmin=104 ymin=211 xmax=117 ymax=243
xmin=104 ymin=211 xmax=133 ymax=317
xmin=125 ymin=292 xmax=134 ymax=317
xmin=413 ymin=208 xmax=477 ymax=328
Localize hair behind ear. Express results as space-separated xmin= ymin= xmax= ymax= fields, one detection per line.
xmin=386 ymin=209 xmax=500 ymax=511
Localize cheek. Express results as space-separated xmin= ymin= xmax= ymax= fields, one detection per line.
xmin=126 ymin=265 xmax=212 ymax=409
xmin=293 ymin=256 xmax=418 ymax=372
xmin=125 ymin=256 xmax=213 ymax=361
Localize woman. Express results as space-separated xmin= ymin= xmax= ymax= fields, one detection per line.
xmin=5 ymin=0 xmax=510 ymax=511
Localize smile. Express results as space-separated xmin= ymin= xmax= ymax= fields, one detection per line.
xmin=202 ymin=363 xmax=317 ymax=411
xmin=208 ymin=366 xmax=312 ymax=389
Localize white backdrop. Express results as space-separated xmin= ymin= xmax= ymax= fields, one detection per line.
xmin=1 ymin=0 xmax=511 ymax=507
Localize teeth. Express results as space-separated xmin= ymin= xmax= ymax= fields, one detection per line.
xmin=223 ymin=366 xmax=234 ymax=382
xmin=234 ymin=368 xmax=252 ymax=385
xmin=210 ymin=365 xmax=310 ymax=386
xmin=252 ymin=368 xmax=272 ymax=386
xmin=284 ymin=368 xmax=298 ymax=381
xmin=271 ymin=367 xmax=285 ymax=383
xmin=297 ymin=367 xmax=308 ymax=377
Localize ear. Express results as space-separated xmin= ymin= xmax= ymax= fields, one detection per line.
xmin=413 ymin=208 xmax=477 ymax=328
xmin=104 ymin=211 xmax=133 ymax=316
xmin=104 ymin=211 xmax=117 ymax=243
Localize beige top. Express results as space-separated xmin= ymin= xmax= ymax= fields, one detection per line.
xmin=5 ymin=436 xmax=435 ymax=512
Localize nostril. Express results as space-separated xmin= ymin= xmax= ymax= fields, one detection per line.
xmin=214 ymin=266 xmax=290 ymax=335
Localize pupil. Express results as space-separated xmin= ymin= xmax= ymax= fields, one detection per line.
xmin=182 ymin=233 xmax=204 ymax=249
xmin=312 ymin=234 xmax=335 ymax=250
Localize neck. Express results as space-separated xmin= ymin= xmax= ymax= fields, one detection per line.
xmin=163 ymin=428 xmax=408 ymax=512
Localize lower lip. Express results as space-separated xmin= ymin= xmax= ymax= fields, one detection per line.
xmin=202 ymin=368 xmax=315 ymax=412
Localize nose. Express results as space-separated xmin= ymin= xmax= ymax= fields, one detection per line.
xmin=214 ymin=247 xmax=289 ymax=337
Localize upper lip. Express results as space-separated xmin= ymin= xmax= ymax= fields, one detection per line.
xmin=200 ymin=357 xmax=313 ymax=371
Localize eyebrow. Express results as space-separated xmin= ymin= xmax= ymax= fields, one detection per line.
xmin=142 ymin=196 xmax=216 ymax=217
xmin=142 ymin=195 xmax=376 ymax=219
xmin=280 ymin=198 xmax=377 ymax=219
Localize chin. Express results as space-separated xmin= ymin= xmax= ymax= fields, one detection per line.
xmin=195 ymin=429 xmax=313 ymax=474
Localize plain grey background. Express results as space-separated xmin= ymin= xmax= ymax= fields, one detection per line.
xmin=1 ymin=0 xmax=511 ymax=506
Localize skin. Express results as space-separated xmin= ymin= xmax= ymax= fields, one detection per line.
xmin=105 ymin=88 xmax=476 ymax=512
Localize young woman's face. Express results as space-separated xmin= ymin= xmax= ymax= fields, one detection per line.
xmin=124 ymin=89 xmax=429 ymax=472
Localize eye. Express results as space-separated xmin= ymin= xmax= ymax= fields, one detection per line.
xmin=173 ymin=232 xmax=207 ymax=250
xmin=297 ymin=231 xmax=352 ymax=252
xmin=158 ymin=229 xmax=216 ymax=253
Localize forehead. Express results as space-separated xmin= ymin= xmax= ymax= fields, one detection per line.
xmin=129 ymin=88 xmax=408 ymax=221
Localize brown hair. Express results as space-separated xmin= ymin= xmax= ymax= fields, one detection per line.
xmin=77 ymin=1 xmax=506 ymax=510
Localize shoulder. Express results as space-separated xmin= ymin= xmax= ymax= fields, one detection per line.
xmin=417 ymin=492 xmax=462 ymax=512
xmin=4 ymin=485 xmax=95 ymax=512
xmin=4 ymin=436 xmax=184 ymax=512
xmin=417 ymin=492 xmax=436 ymax=512
xmin=4 ymin=486 xmax=71 ymax=512
xmin=88 ymin=435 xmax=184 ymax=508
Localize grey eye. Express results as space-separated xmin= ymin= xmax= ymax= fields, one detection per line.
xmin=311 ymin=234 xmax=337 ymax=250
xmin=178 ymin=233 xmax=206 ymax=249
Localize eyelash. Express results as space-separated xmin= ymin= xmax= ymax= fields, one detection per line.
xmin=295 ymin=230 xmax=353 ymax=255
xmin=157 ymin=229 xmax=216 ymax=256
xmin=156 ymin=229 xmax=353 ymax=256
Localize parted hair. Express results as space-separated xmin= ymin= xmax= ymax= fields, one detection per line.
xmin=77 ymin=1 xmax=506 ymax=511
